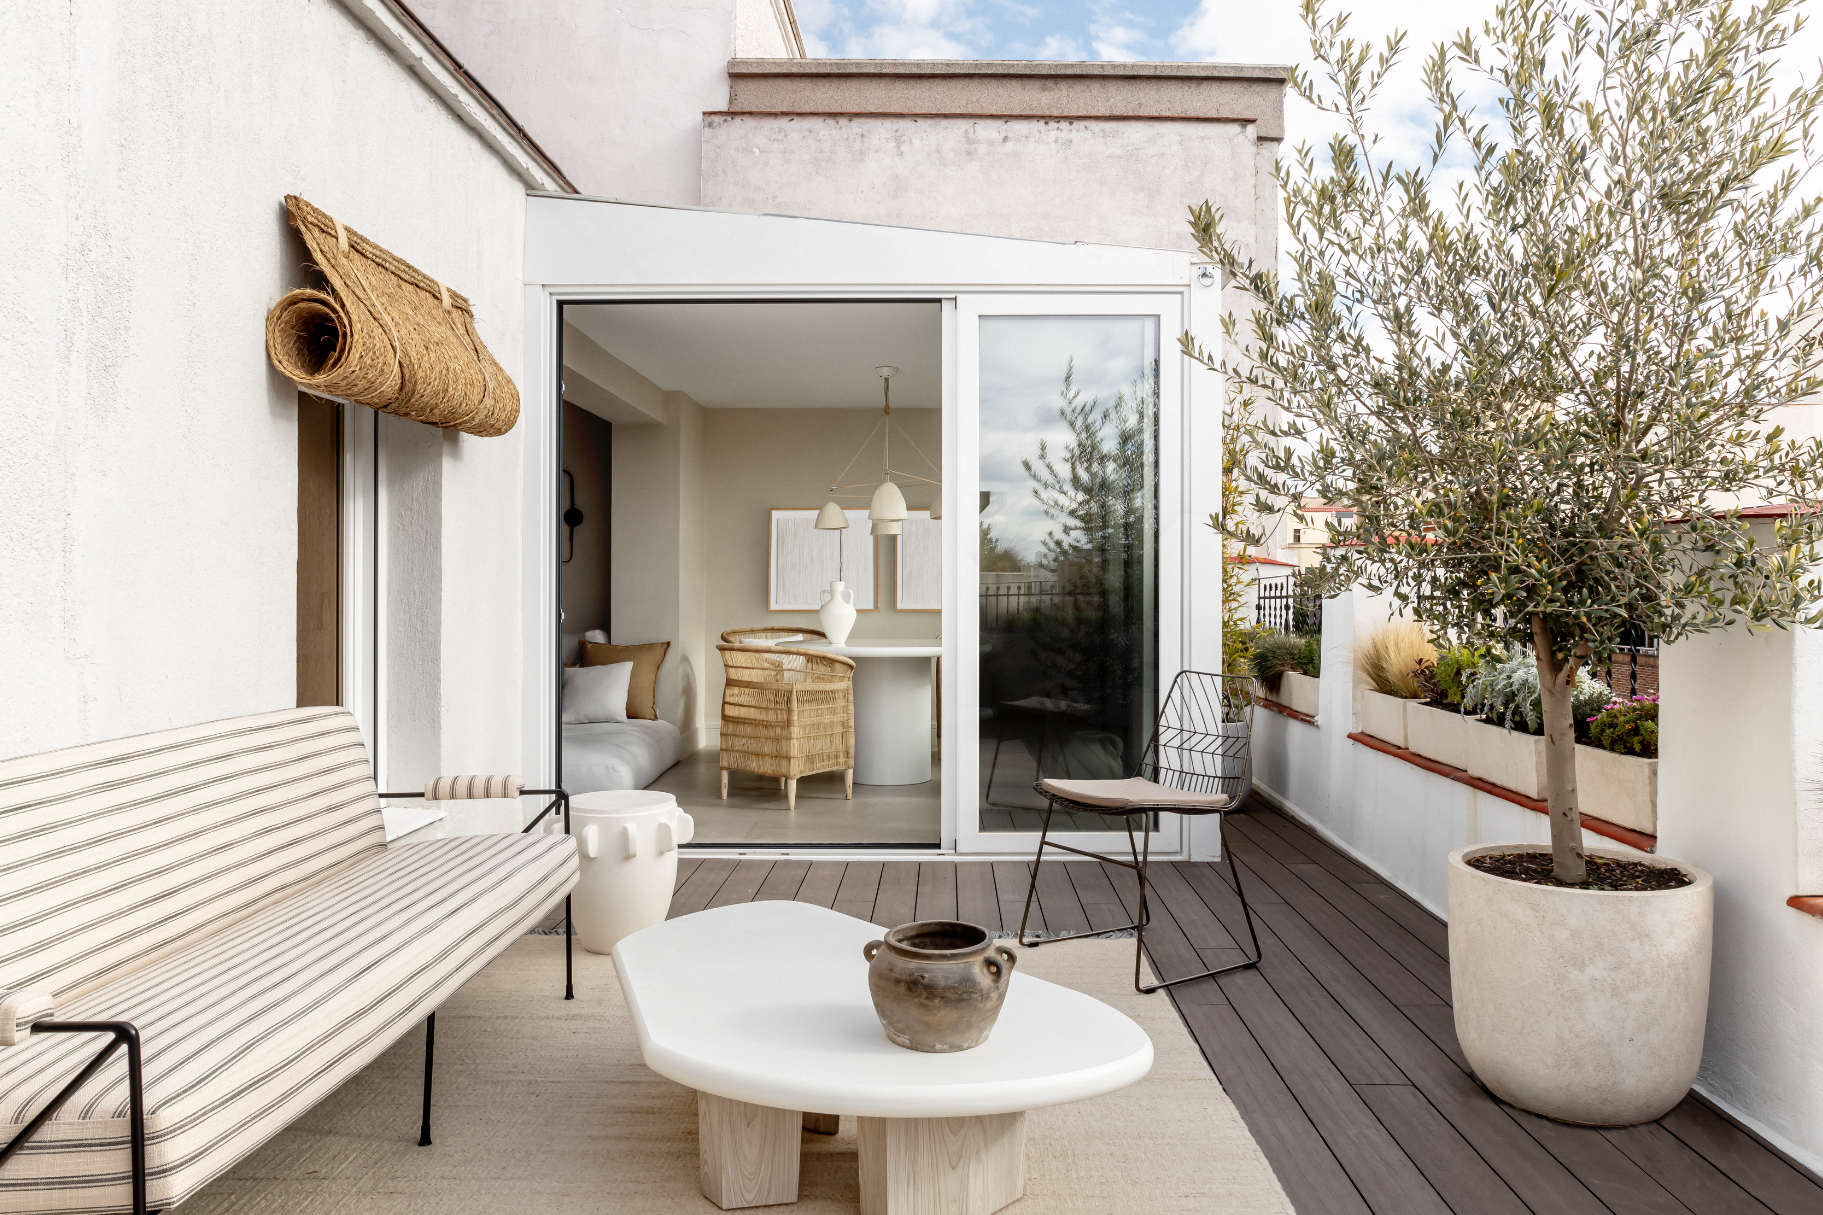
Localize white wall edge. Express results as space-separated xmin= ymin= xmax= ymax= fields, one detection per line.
xmin=334 ymin=0 xmax=566 ymax=192
xmin=1692 ymin=1087 xmax=1823 ymax=1182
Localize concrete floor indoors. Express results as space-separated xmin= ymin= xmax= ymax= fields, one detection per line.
xmin=649 ymin=745 xmax=941 ymax=845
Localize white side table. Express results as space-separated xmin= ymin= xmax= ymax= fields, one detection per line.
xmin=614 ymin=901 xmax=1152 ymax=1213
xmin=792 ymin=639 xmax=942 ymax=785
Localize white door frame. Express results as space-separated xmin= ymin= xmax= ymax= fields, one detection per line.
xmin=519 ymin=195 xmax=1215 ymax=857
xmin=952 ymin=293 xmax=1188 ymax=856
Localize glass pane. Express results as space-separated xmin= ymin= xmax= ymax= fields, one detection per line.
xmin=977 ymin=316 xmax=1158 ymax=833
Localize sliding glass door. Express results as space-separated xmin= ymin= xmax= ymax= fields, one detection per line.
xmin=954 ymin=296 xmax=1183 ymax=855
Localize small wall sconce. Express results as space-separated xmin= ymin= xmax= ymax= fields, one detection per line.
xmin=562 ymin=469 xmax=585 ymax=563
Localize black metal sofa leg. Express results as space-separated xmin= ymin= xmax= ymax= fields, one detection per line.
xmin=0 ymin=1021 xmax=148 ymax=1213
xmin=418 ymin=1013 xmax=435 ymax=1147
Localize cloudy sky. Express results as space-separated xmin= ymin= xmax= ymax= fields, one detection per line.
xmin=795 ymin=0 xmax=1823 ymax=168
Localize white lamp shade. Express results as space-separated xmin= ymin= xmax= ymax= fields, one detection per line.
xmin=928 ymin=495 xmax=942 ymax=520
xmin=871 ymin=518 xmax=903 ymax=536
xmin=869 ymin=479 xmax=908 ymax=521
xmin=814 ymin=500 xmax=849 ymax=529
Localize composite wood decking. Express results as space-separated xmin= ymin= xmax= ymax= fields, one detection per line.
xmin=646 ymin=804 xmax=1823 ymax=1215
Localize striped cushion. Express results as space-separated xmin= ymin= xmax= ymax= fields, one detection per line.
xmin=0 ymin=832 xmax=578 ymax=1213
xmin=424 ymin=774 xmax=523 ymax=801
xmin=0 ymin=708 xmax=386 ymax=1002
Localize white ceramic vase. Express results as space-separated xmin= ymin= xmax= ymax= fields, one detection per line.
xmin=819 ymin=580 xmax=857 ymax=644
xmin=1447 ymin=843 xmax=1713 ymax=1125
xmin=569 ymin=790 xmax=695 ymax=955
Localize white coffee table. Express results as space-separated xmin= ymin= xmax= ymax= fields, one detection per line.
xmin=613 ymin=901 xmax=1152 ymax=1213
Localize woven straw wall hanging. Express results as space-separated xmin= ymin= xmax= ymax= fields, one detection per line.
xmin=264 ymin=195 xmax=519 ymax=437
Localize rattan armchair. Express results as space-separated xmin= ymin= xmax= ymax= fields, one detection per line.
xmin=720 ymin=626 xmax=828 ymax=645
xmin=717 ymin=644 xmax=855 ymax=811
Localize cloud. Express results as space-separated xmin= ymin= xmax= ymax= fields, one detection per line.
xmin=796 ymin=0 xmax=989 ymax=59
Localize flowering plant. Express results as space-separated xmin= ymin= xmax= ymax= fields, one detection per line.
xmin=1587 ymin=695 xmax=1659 ymax=759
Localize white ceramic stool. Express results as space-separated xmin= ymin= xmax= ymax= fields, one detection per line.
xmin=570 ymin=790 xmax=695 ymax=954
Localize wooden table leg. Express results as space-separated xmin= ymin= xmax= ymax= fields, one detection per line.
xmin=856 ymin=1112 xmax=1026 ymax=1215
xmin=698 ymin=1091 xmax=801 ymax=1209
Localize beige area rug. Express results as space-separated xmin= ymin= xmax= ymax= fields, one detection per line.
xmin=181 ymin=937 xmax=1292 ymax=1214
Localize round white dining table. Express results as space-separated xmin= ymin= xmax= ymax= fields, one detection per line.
xmin=792 ymin=638 xmax=941 ymax=785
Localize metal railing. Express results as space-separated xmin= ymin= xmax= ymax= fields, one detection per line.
xmin=1256 ymin=575 xmax=1322 ymax=636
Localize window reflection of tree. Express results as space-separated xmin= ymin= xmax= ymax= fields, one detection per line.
xmin=1012 ymin=360 xmax=1158 ymax=779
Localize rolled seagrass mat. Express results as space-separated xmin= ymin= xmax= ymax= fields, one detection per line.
xmin=264 ymin=195 xmax=519 ymax=437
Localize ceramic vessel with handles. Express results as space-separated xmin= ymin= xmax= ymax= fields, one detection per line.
xmin=569 ymin=790 xmax=694 ymax=954
xmin=863 ymin=920 xmax=1016 ymax=1052
xmin=818 ymin=580 xmax=857 ymax=645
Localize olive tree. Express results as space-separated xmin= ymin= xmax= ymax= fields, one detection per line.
xmin=1190 ymin=0 xmax=1823 ymax=881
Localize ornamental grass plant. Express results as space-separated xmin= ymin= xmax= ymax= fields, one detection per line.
xmin=1355 ymin=621 xmax=1436 ymax=698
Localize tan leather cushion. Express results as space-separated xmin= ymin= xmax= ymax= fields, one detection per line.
xmin=581 ymin=640 xmax=669 ymax=720
xmin=1039 ymin=777 xmax=1230 ymax=810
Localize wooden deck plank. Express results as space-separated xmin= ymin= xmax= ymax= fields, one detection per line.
xmin=1206 ymin=837 xmax=1445 ymax=1007
xmin=791 ymin=862 xmax=846 ymax=908
xmin=1173 ymin=999 xmax=1375 ymax=1215
xmin=871 ymin=861 xmax=920 ymax=928
xmin=674 ymin=858 xmax=703 ymax=891
xmin=1227 ymin=818 xmax=1452 ymax=998
xmin=1231 ymin=898 xmax=1611 ymax=1213
xmin=1032 ymin=860 xmax=1093 ymax=936
xmin=670 ymin=858 xmax=738 ymax=918
xmin=706 ymin=859 xmax=775 ymax=909
xmin=1504 ymin=1106 xmax=1696 ymax=1214
xmin=1659 ymin=1100 xmax=1823 ymax=1214
xmin=1141 ymin=860 xmax=1241 ymax=951
xmin=1356 ymin=1083 xmax=1534 ymax=1215
xmin=1353 ymin=882 xmax=1451 ymax=960
xmin=1213 ymin=967 xmax=1456 ymax=1215
xmin=1102 ymin=861 xmax=1225 ymax=1006
xmin=955 ymin=862 xmax=1002 ymax=931
xmin=1249 ymin=807 xmax=1382 ymax=884
xmin=915 ymin=862 xmax=959 ymax=922
xmin=1398 ymin=1003 xmax=1472 ymax=1073
xmin=993 ymin=861 xmax=1042 ymax=937
xmin=1601 ymin=1123 xmax=1777 ymax=1214
xmin=831 ymin=861 xmax=883 ymax=922
xmin=754 ymin=860 xmax=810 ymax=901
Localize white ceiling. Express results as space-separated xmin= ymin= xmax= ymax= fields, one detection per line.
xmin=564 ymin=301 xmax=941 ymax=408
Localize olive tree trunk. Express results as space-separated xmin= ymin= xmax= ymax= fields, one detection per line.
xmin=1531 ymin=614 xmax=1587 ymax=884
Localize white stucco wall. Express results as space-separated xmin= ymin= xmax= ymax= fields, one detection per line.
xmin=406 ymin=0 xmax=798 ymax=203
xmin=701 ymin=113 xmax=1262 ymax=254
xmin=1657 ymin=625 xmax=1823 ymax=1174
xmin=4 ymin=0 xmax=529 ymax=775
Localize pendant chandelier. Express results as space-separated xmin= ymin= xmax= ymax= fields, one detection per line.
xmin=815 ymin=366 xmax=942 ymax=537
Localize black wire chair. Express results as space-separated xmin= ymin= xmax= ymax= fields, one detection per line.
xmin=1016 ymin=670 xmax=1262 ymax=994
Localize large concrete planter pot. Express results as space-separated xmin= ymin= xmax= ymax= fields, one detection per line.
xmin=1447 ymin=844 xmax=1713 ymax=1125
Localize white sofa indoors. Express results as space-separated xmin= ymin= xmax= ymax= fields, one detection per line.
xmin=0 ymin=707 xmax=578 ymax=1214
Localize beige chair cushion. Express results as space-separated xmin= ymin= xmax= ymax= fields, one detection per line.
xmin=1039 ymin=777 xmax=1231 ymax=810
xmin=582 ymin=640 xmax=669 ymax=720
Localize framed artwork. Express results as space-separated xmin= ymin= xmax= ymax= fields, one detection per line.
xmin=769 ymin=509 xmax=877 ymax=611
xmin=895 ymin=510 xmax=942 ymax=611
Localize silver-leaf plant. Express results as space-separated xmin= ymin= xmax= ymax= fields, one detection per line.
xmin=1188 ymin=0 xmax=1823 ymax=881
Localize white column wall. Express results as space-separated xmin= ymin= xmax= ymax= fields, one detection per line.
xmin=1657 ymin=626 xmax=1823 ymax=1175
xmin=4 ymin=0 xmax=528 ymax=773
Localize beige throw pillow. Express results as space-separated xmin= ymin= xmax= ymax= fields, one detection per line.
xmin=581 ymin=640 xmax=669 ymax=720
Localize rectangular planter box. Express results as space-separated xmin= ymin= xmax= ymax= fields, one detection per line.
xmin=1578 ymin=745 xmax=1658 ymax=834
xmin=1405 ymin=703 xmax=1472 ymax=770
xmin=1269 ymin=671 xmax=1321 ymax=718
xmin=1357 ymin=689 xmax=1410 ymax=748
xmin=1463 ymin=718 xmax=1547 ymax=799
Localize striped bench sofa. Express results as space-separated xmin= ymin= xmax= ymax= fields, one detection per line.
xmin=0 ymin=707 xmax=578 ymax=1214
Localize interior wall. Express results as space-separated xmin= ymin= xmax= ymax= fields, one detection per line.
xmin=699 ymin=407 xmax=942 ymax=747
xmin=609 ymin=392 xmax=707 ymax=744
xmin=561 ymin=403 xmax=612 ymax=636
